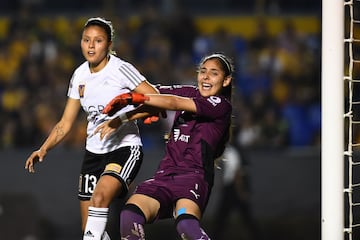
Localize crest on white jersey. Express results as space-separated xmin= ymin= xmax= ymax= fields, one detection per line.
xmin=79 ymin=84 xmax=85 ymax=98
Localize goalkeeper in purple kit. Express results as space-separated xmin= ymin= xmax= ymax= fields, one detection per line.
xmin=96 ymin=53 xmax=234 ymax=240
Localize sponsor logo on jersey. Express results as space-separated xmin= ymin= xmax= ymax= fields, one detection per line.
xmin=173 ymin=128 xmax=190 ymax=143
xmin=104 ymin=163 xmax=122 ymax=173
xmin=79 ymin=84 xmax=85 ymax=98
xmin=207 ymin=96 xmax=221 ymax=106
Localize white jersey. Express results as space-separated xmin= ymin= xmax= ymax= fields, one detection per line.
xmin=67 ymin=54 xmax=144 ymax=154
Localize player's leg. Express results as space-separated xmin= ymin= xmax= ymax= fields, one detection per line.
xmin=79 ymin=150 xmax=104 ymax=239
xmin=81 ymin=200 xmax=113 ymax=239
xmin=174 ymin=198 xmax=210 ymax=240
xmin=84 ymin=146 xmax=143 ymax=240
xmin=120 ymin=194 xmax=160 ymax=240
xmin=83 ymin=175 xmax=121 ymax=240
xmin=80 ymin=200 xmax=91 ymax=231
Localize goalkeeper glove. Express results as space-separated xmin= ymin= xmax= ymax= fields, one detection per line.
xmin=142 ymin=110 xmax=167 ymax=124
xmin=143 ymin=115 xmax=159 ymax=124
xmin=103 ymin=92 xmax=149 ymax=116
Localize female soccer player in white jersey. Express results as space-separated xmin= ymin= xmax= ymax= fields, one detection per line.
xmin=24 ymin=17 xmax=158 ymax=240
xmin=97 ymin=53 xmax=234 ymax=240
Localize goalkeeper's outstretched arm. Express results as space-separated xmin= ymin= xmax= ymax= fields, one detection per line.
xmin=95 ymin=93 xmax=196 ymax=140
xmin=142 ymin=94 xmax=196 ymax=113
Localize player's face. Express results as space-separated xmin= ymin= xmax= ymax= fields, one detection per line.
xmin=81 ymin=25 xmax=111 ymax=72
xmin=197 ymin=58 xmax=231 ymax=97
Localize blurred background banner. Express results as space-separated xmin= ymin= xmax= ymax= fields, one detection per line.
xmin=0 ymin=0 xmax=322 ymax=239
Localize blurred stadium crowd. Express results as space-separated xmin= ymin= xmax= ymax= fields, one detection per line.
xmin=0 ymin=0 xmax=321 ymax=149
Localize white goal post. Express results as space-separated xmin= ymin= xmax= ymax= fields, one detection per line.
xmin=321 ymin=0 xmax=345 ymax=240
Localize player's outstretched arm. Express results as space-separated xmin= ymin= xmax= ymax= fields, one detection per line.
xmin=141 ymin=94 xmax=196 ymax=112
xmin=103 ymin=92 xmax=196 ymax=117
xmin=96 ymin=93 xmax=195 ymax=140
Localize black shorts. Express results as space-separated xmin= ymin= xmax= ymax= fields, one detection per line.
xmin=78 ymin=145 xmax=143 ymax=200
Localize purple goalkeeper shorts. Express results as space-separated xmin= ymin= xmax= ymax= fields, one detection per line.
xmin=133 ymin=169 xmax=211 ymax=220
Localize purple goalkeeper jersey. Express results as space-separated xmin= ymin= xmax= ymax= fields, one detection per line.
xmin=158 ymin=85 xmax=232 ymax=186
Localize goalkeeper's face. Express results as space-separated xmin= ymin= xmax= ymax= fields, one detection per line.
xmin=81 ymin=25 xmax=112 ymax=71
xmin=197 ymin=59 xmax=232 ymax=98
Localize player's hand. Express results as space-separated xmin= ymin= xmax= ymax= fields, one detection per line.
xmin=103 ymin=92 xmax=149 ymax=116
xmin=142 ymin=111 xmax=167 ymax=124
xmin=143 ymin=115 xmax=159 ymax=124
xmin=25 ymin=148 xmax=47 ymax=173
xmin=93 ymin=118 xmax=122 ymax=140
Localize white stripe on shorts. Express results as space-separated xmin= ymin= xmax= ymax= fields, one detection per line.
xmin=120 ymin=145 xmax=141 ymax=181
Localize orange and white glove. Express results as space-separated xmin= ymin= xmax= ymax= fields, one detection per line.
xmin=103 ymin=92 xmax=149 ymax=116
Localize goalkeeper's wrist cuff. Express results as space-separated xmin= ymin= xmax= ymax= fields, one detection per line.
xmin=119 ymin=112 xmax=129 ymax=123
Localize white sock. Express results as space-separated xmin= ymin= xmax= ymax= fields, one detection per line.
xmin=83 ymin=207 xmax=109 ymax=240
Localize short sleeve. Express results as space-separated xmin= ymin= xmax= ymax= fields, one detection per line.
xmin=117 ymin=62 xmax=146 ymax=90
xmin=67 ymin=72 xmax=80 ymax=99
xmin=194 ymin=95 xmax=232 ymax=119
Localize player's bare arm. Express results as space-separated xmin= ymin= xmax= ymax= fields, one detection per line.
xmin=143 ymin=94 xmax=197 ymax=112
xmin=134 ymin=80 xmax=159 ymax=94
xmin=25 ymin=98 xmax=81 ymax=173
